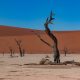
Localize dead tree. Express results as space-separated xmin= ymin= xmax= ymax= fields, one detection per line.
xmin=9 ymin=47 xmax=14 ymax=57
xmin=2 ymin=52 xmax=4 ymax=56
xmin=34 ymin=12 xmax=60 ymax=63
xmin=44 ymin=11 xmax=60 ymax=63
xmin=15 ymin=39 xmax=24 ymax=57
xmin=34 ymin=32 xmax=52 ymax=48
xmin=22 ymin=49 xmax=25 ymax=56
xmin=63 ymin=47 xmax=69 ymax=56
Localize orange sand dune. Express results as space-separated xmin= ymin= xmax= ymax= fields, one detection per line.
xmin=0 ymin=25 xmax=43 ymax=36
xmin=0 ymin=25 xmax=80 ymax=54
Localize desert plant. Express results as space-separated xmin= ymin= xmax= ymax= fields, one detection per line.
xmin=63 ymin=47 xmax=69 ymax=56
xmin=9 ymin=47 xmax=14 ymax=57
xmin=15 ymin=39 xmax=24 ymax=57
xmin=40 ymin=57 xmax=52 ymax=65
xmin=2 ymin=52 xmax=4 ymax=56
xmin=34 ymin=12 xmax=60 ymax=63
xmin=22 ymin=49 xmax=25 ymax=56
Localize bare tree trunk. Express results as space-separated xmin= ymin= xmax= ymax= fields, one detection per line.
xmin=9 ymin=47 xmax=14 ymax=57
xmin=15 ymin=39 xmax=24 ymax=57
xmin=44 ymin=12 xmax=60 ymax=63
xmin=63 ymin=47 xmax=69 ymax=56
xmin=2 ymin=52 xmax=4 ymax=56
xmin=18 ymin=45 xmax=23 ymax=57
xmin=34 ymin=12 xmax=60 ymax=63
xmin=22 ymin=49 xmax=25 ymax=56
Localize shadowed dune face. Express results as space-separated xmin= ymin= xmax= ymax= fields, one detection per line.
xmin=0 ymin=25 xmax=80 ymax=54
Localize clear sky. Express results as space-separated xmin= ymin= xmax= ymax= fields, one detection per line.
xmin=0 ymin=0 xmax=80 ymax=31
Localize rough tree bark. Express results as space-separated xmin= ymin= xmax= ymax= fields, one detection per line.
xmin=34 ymin=12 xmax=60 ymax=63
xmin=44 ymin=12 xmax=60 ymax=63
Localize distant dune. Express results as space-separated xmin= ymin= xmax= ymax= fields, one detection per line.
xmin=0 ymin=25 xmax=43 ymax=36
xmin=0 ymin=25 xmax=80 ymax=54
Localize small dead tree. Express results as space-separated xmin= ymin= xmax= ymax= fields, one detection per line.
xmin=2 ymin=52 xmax=4 ymax=56
xmin=15 ymin=39 xmax=24 ymax=57
xmin=22 ymin=49 xmax=25 ymax=56
xmin=34 ymin=12 xmax=60 ymax=63
xmin=63 ymin=47 xmax=69 ymax=56
xmin=9 ymin=47 xmax=14 ymax=57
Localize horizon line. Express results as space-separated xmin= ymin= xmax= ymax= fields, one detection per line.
xmin=0 ymin=24 xmax=80 ymax=32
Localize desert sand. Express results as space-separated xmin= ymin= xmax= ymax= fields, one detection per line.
xmin=0 ymin=25 xmax=80 ymax=53
xmin=0 ymin=54 xmax=80 ymax=80
xmin=0 ymin=26 xmax=80 ymax=80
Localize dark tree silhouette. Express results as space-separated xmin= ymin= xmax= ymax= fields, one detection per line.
xmin=34 ymin=12 xmax=60 ymax=63
xmin=22 ymin=49 xmax=25 ymax=56
xmin=2 ymin=52 xmax=4 ymax=56
xmin=63 ymin=47 xmax=69 ymax=56
xmin=9 ymin=47 xmax=14 ymax=57
xmin=44 ymin=11 xmax=60 ymax=63
xmin=15 ymin=39 xmax=24 ymax=57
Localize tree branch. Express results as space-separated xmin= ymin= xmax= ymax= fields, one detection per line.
xmin=44 ymin=11 xmax=58 ymax=45
xmin=33 ymin=31 xmax=52 ymax=48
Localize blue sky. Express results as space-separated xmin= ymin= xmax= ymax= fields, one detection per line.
xmin=0 ymin=0 xmax=80 ymax=31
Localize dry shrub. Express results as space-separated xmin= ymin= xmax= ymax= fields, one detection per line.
xmin=39 ymin=56 xmax=52 ymax=65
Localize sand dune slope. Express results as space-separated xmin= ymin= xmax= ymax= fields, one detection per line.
xmin=0 ymin=25 xmax=80 ymax=53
